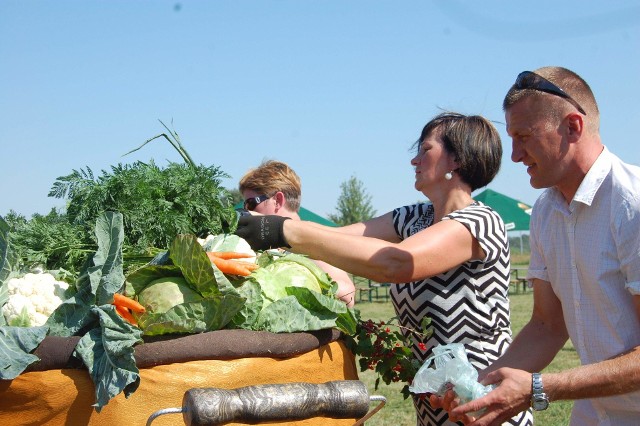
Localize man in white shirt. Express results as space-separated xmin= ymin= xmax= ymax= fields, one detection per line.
xmin=434 ymin=66 xmax=640 ymax=425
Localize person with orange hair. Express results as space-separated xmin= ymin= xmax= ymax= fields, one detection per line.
xmin=239 ymin=160 xmax=356 ymax=307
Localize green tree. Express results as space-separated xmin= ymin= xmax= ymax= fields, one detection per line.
xmin=329 ymin=176 xmax=376 ymax=225
xmin=225 ymin=188 xmax=244 ymax=206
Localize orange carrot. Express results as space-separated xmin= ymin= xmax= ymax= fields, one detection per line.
xmin=115 ymin=305 xmax=138 ymax=326
xmin=206 ymin=252 xmax=257 ymax=266
xmin=207 ymin=251 xmax=254 ymax=260
xmin=242 ymin=262 xmax=259 ymax=271
xmin=209 ymin=256 xmax=253 ymax=276
xmin=113 ymin=293 xmax=146 ymax=313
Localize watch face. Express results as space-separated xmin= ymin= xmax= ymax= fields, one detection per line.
xmin=532 ymin=396 xmax=549 ymax=411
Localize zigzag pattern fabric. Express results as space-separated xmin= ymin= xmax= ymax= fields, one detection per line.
xmin=390 ymin=202 xmax=533 ymax=426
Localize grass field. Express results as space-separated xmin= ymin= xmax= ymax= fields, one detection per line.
xmin=354 ymin=289 xmax=580 ymax=425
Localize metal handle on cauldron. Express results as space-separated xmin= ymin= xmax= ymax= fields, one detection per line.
xmin=146 ymin=380 xmax=386 ymax=426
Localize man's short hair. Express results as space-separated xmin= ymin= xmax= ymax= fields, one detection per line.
xmin=503 ymin=66 xmax=600 ymax=132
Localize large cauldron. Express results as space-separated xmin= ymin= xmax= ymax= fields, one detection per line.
xmin=0 ymin=329 xmax=358 ymax=426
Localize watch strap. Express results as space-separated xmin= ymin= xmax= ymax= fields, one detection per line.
xmin=531 ymin=372 xmax=550 ymax=411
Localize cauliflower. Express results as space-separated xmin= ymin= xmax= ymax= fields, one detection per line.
xmin=198 ymin=234 xmax=257 ymax=264
xmin=2 ymin=272 xmax=70 ymax=327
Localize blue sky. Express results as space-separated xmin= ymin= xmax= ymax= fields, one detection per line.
xmin=2 ymin=1 xmax=639 ymax=220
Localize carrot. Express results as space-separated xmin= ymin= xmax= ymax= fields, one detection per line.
xmin=242 ymin=262 xmax=259 ymax=271
xmin=115 ymin=305 xmax=138 ymax=326
xmin=113 ymin=293 xmax=146 ymax=313
xmin=207 ymin=251 xmax=254 ymax=260
xmin=208 ymin=256 xmax=253 ymax=276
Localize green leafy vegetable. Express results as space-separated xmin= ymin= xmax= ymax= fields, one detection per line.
xmin=0 ymin=325 xmax=49 ymax=379
xmin=239 ymin=252 xmax=357 ymax=334
xmin=125 ymin=234 xmax=246 ymax=336
xmin=49 ymin=159 xmax=237 ymax=251
xmin=1 ymin=215 xmax=19 ymax=325
xmin=138 ymin=296 xmax=245 ymax=336
xmin=0 ymin=217 xmax=50 ymax=378
xmin=2 ymin=209 xmax=92 ymax=276
xmin=47 ymin=212 xmax=126 ymax=337
xmin=227 ymin=280 xmax=263 ymax=329
xmin=45 ymin=212 xmax=146 ymax=410
xmin=251 ymin=253 xmax=327 ymax=304
xmin=74 ymin=306 xmax=142 ymax=410
xmin=253 ymin=286 xmax=356 ymax=334
xmin=286 ymin=286 xmax=357 ymax=335
xmin=92 ymin=212 xmax=126 ymax=305
xmin=201 ymin=234 xmax=255 ymax=257
xmin=124 ymin=264 xmax=183 ymax=296
xmin=170 ymin=235 xmax=221 ymax=298
xmin=136 ymin=277 xmax=204 ymax=314
xmin=133 ymin=275 xmax=245 ymax=335
xmin=0 ymin=215 xmax=19 ymax=286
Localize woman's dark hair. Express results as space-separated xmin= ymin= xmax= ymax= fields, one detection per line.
xmin=413 ymin=112 xmax=502 ymax=191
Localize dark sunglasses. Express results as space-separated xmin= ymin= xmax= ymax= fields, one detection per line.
xmin=515 ymin=71 xmax=586 ymax=115
xmin=243 ymin=194 xmax=271 ymax=211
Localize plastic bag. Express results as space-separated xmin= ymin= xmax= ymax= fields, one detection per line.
xmin=408 ymin=343 xmax=494 ymax=406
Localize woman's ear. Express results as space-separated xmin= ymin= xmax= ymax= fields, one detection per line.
xmin=273 ymin=191 xmax=286 ymax=209
xmin=449 ymin=155 xmax=461 ymax=174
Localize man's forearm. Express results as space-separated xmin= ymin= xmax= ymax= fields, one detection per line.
xmin=480 ymin=320 xmax=567 ymax=380
xmin=544 ymin=345 xmax=640 ymax=402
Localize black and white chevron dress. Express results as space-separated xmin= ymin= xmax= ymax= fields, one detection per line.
xmin=390 ymin=202 xmax=533 ymax=426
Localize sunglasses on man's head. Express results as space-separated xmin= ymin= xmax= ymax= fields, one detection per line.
xmin=243 ymin=194 xmax=271 ymax=211
xmin=514 ymin=71 xmax=586 ymax=115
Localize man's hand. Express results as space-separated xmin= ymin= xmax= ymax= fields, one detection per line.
xmin=449 ymin=368 xmax=532 ymax=426
xmin=235 ymin=215 xmax=290 ymax=251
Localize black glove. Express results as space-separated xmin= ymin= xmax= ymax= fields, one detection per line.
xmin=235 ymin=215 xmax=291 ymax=251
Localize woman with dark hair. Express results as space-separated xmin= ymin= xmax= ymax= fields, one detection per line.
xmin=236 ymin=112 xmax=532 ymax=425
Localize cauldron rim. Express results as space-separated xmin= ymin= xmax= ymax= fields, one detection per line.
xmin=28 ymin=328 xmax=344 ymax=372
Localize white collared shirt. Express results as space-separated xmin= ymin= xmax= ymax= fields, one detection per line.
xmin=528 ymin=147 xmax=640 ymax=425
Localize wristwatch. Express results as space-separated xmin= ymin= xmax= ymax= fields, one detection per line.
xmin=531 ymin=372 xmax=550 ymax=411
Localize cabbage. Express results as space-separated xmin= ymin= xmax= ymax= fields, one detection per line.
xmin=125 ymin=235 xmax=355 ymax=336
xmin=125 ymin=234 xmax=246 ymax=336
xmin=253 ymin=255 xmax=325 ymax=304
xmin=245 ymin=253 xmax=359 ymax=334
xmin=136 ymin=277 xmax=204 ymax=314
xmin=200 ymin=234 xmax=256 ymax=263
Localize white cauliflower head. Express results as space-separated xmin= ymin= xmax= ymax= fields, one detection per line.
xmin=2 ymin=272 xmax=70 ymax=327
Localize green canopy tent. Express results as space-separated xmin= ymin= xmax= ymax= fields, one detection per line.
xmin=234 ymin=203 xmax=338 ymax=227
xmin=296 ymin=207 xmax=338 ymax=227
xmin=473 ymin=189 xmax=532 ymax=253
xmin=473 ymin=188 xmax=532 ymax=231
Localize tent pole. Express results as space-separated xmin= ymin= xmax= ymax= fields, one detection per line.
xmin=520 ymin=234 xmax=523 ymax=253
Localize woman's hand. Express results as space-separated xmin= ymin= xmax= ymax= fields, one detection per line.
xmin=235 ymin=215 xmax=291 ymax=250
xmin=428 ymin=390 xmax=476 ymax=425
